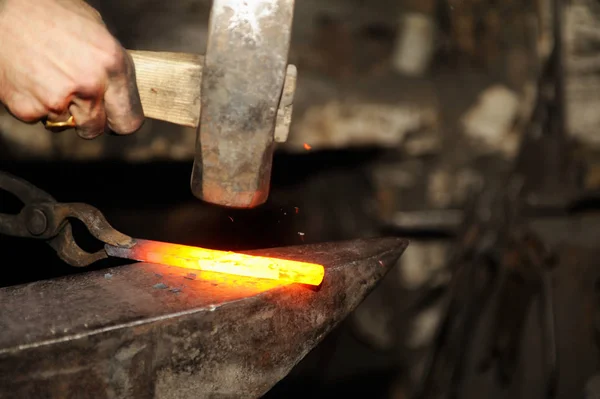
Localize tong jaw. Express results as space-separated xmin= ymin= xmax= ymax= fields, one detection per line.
xmin=42 ymin=202 xmax=134 ymax=267
xmin=0 ymin=171 xmax=134 ymax=267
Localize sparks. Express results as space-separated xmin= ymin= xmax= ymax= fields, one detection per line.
xmin=105 ymin=239 xmax=324 ymax=286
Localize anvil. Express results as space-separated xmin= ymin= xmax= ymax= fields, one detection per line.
xmin=0 ymin=237 xmax=407 ymax=398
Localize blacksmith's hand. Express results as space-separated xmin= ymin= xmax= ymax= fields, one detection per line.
xmin=0 ymin=0 xmax=144 ymax=138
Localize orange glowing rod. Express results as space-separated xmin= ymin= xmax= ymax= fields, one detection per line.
xmin=105 ymin=239 xmax=325 ymax=286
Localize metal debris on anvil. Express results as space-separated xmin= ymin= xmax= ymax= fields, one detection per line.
xmin=0 ymin=237 xmax=407 ymax=399
xmin=184 ymin=273 xmax=197 ymax=280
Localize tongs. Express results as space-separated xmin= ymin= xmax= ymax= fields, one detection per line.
xmin=0 ymin=170 xmax=325 ymax=285
xmin=0 ymin=170 xmax=134 ymax=267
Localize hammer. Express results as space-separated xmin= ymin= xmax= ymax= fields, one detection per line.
xmin=53 ymin=0 xmax=297 ymax=209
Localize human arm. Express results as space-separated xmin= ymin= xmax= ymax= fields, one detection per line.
xmin=0 ymin=0 xmax=144 ymax=139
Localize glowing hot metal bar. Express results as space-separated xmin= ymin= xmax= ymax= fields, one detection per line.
xmin=105 ymin=239 xmax=325 ymax=286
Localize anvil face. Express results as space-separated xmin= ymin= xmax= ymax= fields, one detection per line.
xmin=0 ymin=237 xmax=407 ymax=399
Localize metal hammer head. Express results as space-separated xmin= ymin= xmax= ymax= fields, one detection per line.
xmin=191 ymin=0 xmax=297 ymax=209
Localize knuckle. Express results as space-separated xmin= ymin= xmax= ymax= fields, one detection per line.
xmin=44 ymin=91 xmax=71 ymax=113
xmin=6 ymin=94 xmax=45 ymax=122
xmin=100 ymin=39 xmax=127 ymax=73
xmin=75 ymin=73 xmax=104 ymax=97
xmin=93 ymin=10 xmax=104 ymax=22
xmin=12 ymin=108 xmax=41 ymax=122
xmin=86 ymin=4 xmax=104 ymax=24
xmin=80 ymin=1 xmax=106 ymax=25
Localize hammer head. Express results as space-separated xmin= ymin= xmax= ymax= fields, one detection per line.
xmin=191 ymin=0 xmax=296 ymax=209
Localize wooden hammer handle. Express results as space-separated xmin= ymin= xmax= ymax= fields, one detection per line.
xmin=128 ymin=50 xmax=204 ymax=128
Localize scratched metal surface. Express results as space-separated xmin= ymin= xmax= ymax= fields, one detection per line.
xmin=190 ymin=0 xmax=294 ymax=208
xmin=0 ymin=237 xmax=407 ymax=399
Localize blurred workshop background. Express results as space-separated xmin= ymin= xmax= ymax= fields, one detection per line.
xmin=2 ymin=0 xmax=600 ymax=398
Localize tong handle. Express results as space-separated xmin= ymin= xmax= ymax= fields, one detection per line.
xmin=31 ymin=202 xmax=135 ymax=267
xmin=0 ymin=171 xmax=56 ymax=238
xmin=0 ymin=170 xmax=134 ymax=267
xmin=48 ymin=202 xmax=134 ymax=248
